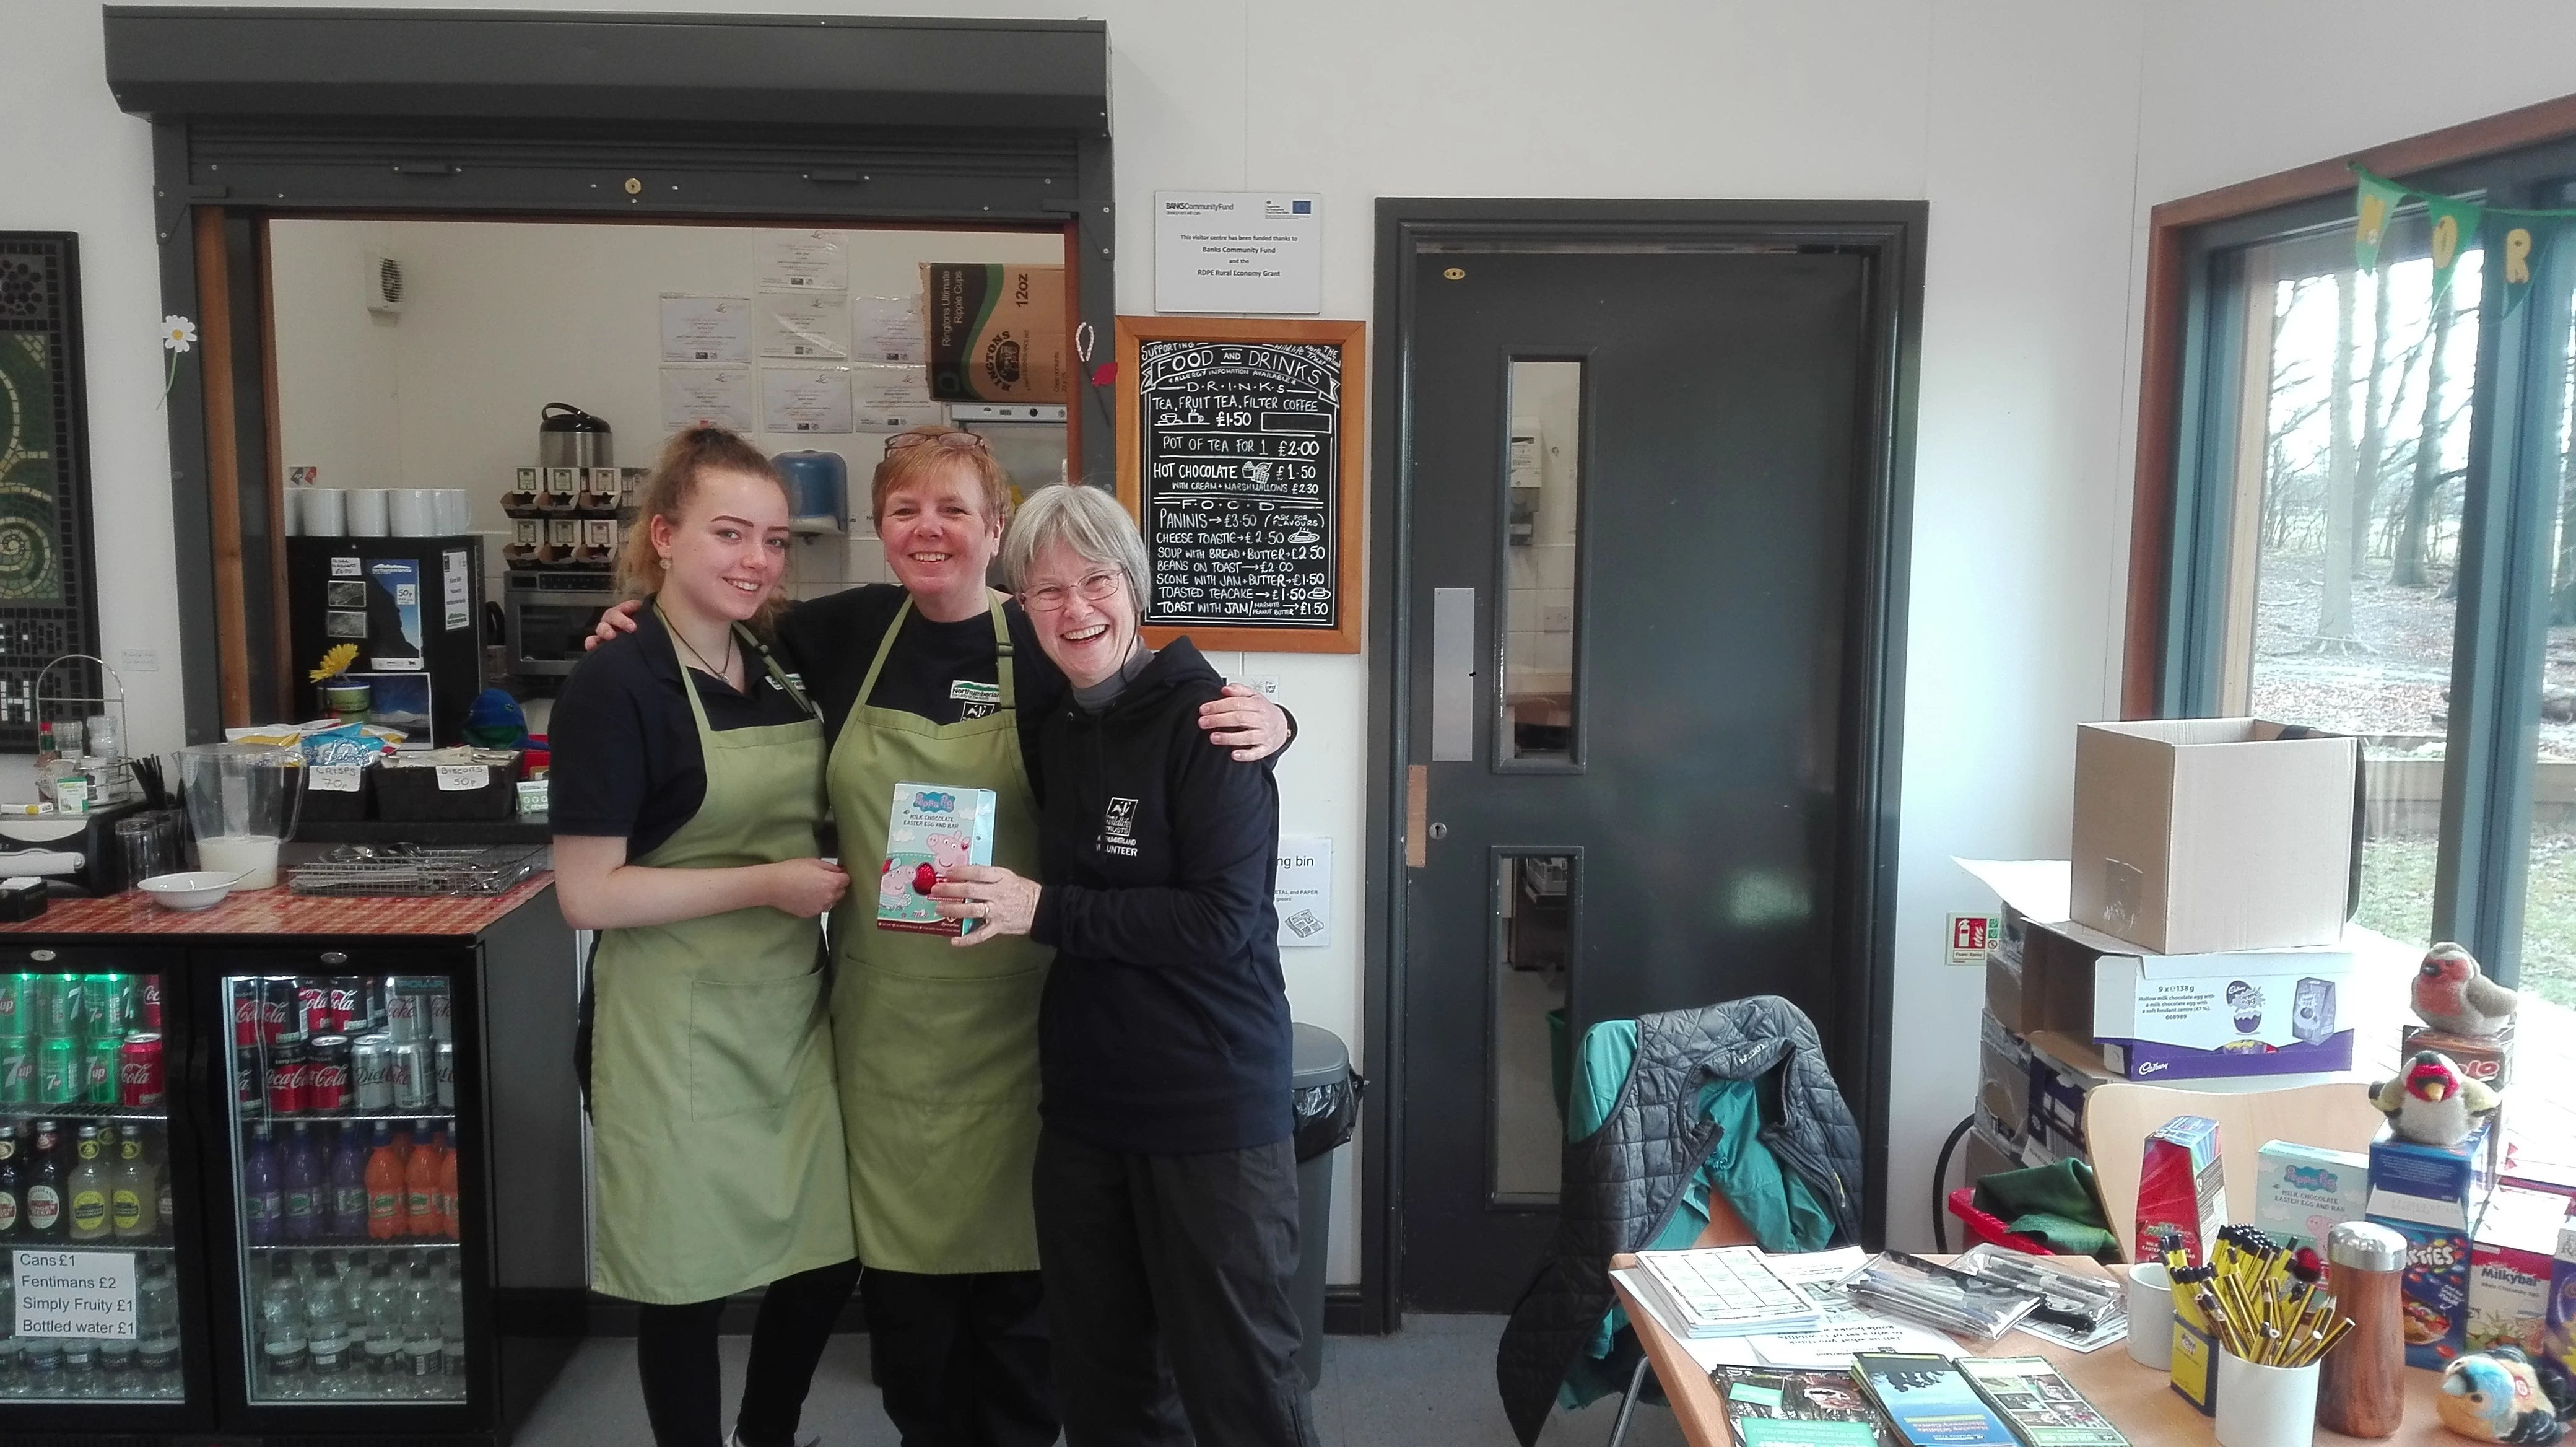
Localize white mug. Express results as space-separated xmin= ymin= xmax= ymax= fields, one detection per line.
xmin=388 ymin=487 xmax=436 ymax=537
xmin=301 ymin=487 xmax=347 ymax=537
xmin=346 ymin=489 xmax=389 ymax=536
xmin=435 ymin=489 xmax=472 ymax=535
xmin=2214 ymin=1349 xmax=2320 ymax=1447
xmin=281 ymin=488 xmax=303 ymax=537
xmin=2123 ymin=1263 xmax=2174 ymax=1369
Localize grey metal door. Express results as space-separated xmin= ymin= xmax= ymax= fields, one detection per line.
xmin=1395 ymin=240 xmax=1891 ymax=1311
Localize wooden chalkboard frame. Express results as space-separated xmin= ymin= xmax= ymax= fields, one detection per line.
xmin=1115 ymin=315 xmax=1365 ymax=654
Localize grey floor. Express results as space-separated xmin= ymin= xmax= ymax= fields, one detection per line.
xmin=516 ymin=1319 xmax=1686 ymax=1447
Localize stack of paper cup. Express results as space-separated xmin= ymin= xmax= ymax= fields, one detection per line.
xmin=347 ymin=489 xmax=389 ymax=536
xmin=302 ymin=487 xmax=347 ymax=536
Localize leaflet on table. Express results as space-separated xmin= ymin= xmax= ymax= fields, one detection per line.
xmin=1746 ymin=1249 xmax=1957 ymax=1368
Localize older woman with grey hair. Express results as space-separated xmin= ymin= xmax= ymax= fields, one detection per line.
xmin=932 ymin=483 xmax=1317 ymax=1447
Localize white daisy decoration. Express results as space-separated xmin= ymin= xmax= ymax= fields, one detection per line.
xmin=162 ymin=315 xmax=196 ymax=353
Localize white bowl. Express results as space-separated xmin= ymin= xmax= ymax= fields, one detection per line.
xmin=137 ymin=870 xmax=240 ymax=911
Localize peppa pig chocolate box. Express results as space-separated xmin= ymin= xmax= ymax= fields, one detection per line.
xmin=876 ymin=780 xmax=998 ymax=937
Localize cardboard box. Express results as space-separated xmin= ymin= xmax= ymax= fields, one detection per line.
xmin=921 ymin=263 xmax=1068 ymax=403
xmin=1977 ymin=1011 xmax=2032 ymax=1143
xmin=2370 ymin=1117 xmax=2500 ymax=1369
xmin=1963 ymin=1123 xmax=2023 ymax=1190
xmin=2071 ymin=719 xmax=2358 ymax=955
xmin=2402 ymin=1022 xmax=2515 ymax=1091
xmin=2024 ymin=1039 xmax=2094 ymax=1160
xmin=876 ymin=780 xmax=998 ymax=937
xmin=2136 ymin=1114 xmax=2226 ymax=1266
xmin=2468 ymin=1186 xmax=2570 ymax=1354
xmin=2253 ymin=1140 xmax=2371 ymax=1254
xmin=2544 ymin=1215 xmax=2576 ymax=1380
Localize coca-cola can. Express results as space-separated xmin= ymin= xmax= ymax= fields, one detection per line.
xmin=138 ymin=975 xmax=163 ymax=1033
xmin=265 ymin=1041 xmax=308 ymax=1116
xmin=232 ymin=982 xmax=262 ymax=1047
xmin=429 ymin=989 xmax=452 ymax=1044
xmin=351 ymin=1034 xmax=394 ymax=1111
xmin=434 ymin=1041 xmax=455 ymax=1109
xmin=233 ymin=1051 xmax=261 ymax=1117
xmin=384 ymin=979 xmax=424 ymax=1042
xmin=262 ymin=976 xmax=302 ymax=1045
xmin=389 ymin=1039 xmax=432 ymax=1111
xmin=306 ymin=1034 xmax=351 ymax=1114
xmin=118 ymin=1033 xmax=164 ymax=1109
xmin=295 ymin=979 xmax=329 ymax=1040
xmin=328 ymin=977 xmax=363 ymax=1036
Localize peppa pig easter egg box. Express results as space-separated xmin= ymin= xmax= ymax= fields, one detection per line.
xmin=877 ymin=780 xmax=998 ymax=937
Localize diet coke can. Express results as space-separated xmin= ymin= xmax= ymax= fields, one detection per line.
xmin=351 ymin=1034 xmax=394 ymax=1111
xmin=137 ymin=975 xmax=162 ymax=1033
xmin=305 ymin=1034 xmax=350 ymax=1114
xmin=428 ymin=988 xmax=452 ymax=1045
xmin=383 ymin=980 xmax=424 ymax=1042
xmin=434 ymin=1041 xmax=455 ymax=1109
xmin=265 ymin=1041 xmax=308 ymax=1116
xmin=389 ymin=1040 xmax=432 ymax=1111
xmin=118 ymin=1033 xmax=164 ymax=1109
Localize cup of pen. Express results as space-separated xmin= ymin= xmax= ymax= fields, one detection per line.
xmin=2191 ymin=1226 xmax=2352 ymax=1447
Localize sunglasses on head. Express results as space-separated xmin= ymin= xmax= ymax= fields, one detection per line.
xmin=884 ymin=431 xmax=990 ymax=457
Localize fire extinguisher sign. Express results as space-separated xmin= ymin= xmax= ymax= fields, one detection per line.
xmin=1946 ymin=914 xmax=1998 ymax=967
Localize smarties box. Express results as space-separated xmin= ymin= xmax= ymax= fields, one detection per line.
xmin=876 ymin=780 xmax=998 ymax=937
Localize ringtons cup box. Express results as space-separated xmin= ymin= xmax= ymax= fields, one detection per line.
xmin=2253 ymin=1140 xmax=2370 ymax=1255
xmin=876 ymin=780 xmax=997 ymax=937
xmin=2468 ymin=1186 xmax=2570 ymax=1355
xmin=2070 ymin=719 xmax=2359 ymax=954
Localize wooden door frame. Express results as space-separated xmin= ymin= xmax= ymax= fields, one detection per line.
xmin=1360 ymin=199 xmax=1925 ymax=1330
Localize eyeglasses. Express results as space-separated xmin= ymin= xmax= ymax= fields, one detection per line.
xmin=884 ymin=430 xmax=991 ymax=457
xmin=1022 ymin=569 xmax=1126 ymax=612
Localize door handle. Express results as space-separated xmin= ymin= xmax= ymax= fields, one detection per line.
xmin=1432 ymin=587 xmax=1476 ymax=762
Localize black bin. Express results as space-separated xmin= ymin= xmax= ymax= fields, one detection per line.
xmin=1289 ymin=1023 xmax=1362 ymax=1389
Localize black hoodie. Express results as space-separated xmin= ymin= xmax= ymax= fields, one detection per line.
xmin=1028 ymin=639 xmax=1291 ymax=1155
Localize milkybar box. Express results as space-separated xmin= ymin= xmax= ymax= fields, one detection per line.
xmin=2468 ymin=1186 xmax=2571 ymax=1355
xmin=876 ymin=781 xmax=997 ymax=937
xmin=2255 ymin=1139 xmax=2370 ymax=1254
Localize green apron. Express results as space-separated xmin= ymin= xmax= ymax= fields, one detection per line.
xmin=829 ymin=595 xmax=1051 ymax=1274
xmin=588 ymin=614 xmax=855 ymax=1304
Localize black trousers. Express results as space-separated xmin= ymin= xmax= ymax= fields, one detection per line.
xmin=859 ymin=1266 xmax=1058 ymax=1447
xmin=1033 ymin=1130 xmax=1320 ymax=1447
xmin=633 ymin=1258 xmax=862 ymax=1447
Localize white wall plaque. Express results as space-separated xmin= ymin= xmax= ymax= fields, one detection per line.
xmin=1154 ymin=192 xmax=1323 ymax=315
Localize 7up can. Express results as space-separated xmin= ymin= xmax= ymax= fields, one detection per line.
xmin=0 ymin=1036 xmax=32 ymax=1104
xmin=83 ymin=1035 xmax=118 ymax=1106
xmin=36 ymin=1036 xmax=77 ymax=1104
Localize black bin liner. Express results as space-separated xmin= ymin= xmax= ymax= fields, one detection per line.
xmin=1290 ymin=1070 xmax=1364 ymax=1163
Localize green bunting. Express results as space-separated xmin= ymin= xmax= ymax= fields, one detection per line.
xmin=2355 ymin=171 xmax=2407 ymax=273
xmin=2488 ymin=214 xmax=2551 ymax=318
xmin=2423 ymin=193 xmax=2484 ymax=299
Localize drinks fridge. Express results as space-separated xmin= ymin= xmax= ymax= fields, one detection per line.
xmin=0 ymin=899 xmax=583 ymax=1443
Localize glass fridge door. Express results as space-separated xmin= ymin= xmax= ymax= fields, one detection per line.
xmin=0 ymin=966 xmax=183 ymax=1402
xmin=219 ymin=971 xmax=464 ymax=1404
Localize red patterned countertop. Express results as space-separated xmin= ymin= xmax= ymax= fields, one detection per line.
xmin=0 ymin=877 xmax=554 ymax=938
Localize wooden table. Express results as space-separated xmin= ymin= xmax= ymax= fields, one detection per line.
xmin=1610 ymin=1252 xmax=2461 ymax=1446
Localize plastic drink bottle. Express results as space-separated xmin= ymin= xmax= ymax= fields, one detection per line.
xmin=405 ymin=1124 xmax=440 ymax=1237
xmin=135 ymin=1262 xmax=178 ymax=1396
xmin=304 ymin=1250 xmax=351 ymax=1396
xmin=243 ymin=1124 xmax=281 ymax=1245
xmin=440 ymin=1259 xmax=465 ymax=1386
xmin=329 ymin=1124 xmax=368 ymax=1237
xmin=401 ymin=1254 xmax=441 ymax=1386
xmin=362 ymin=1255 xmax=404 ymax=1384
xmin=439 ymin=1137 xmax=460 ymax=1241
xmin=365 ymin=1124 xmax=405 ymax=1239
xmin=257 ymin=1254 xmax=308 ymax=1394
xmin=283 ymin=1124 xmax=320 ymax=1240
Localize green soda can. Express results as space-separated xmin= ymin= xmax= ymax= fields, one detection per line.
xmin=0 ymin=1035 xmax=32 ymax=1104
xmin=35 ymin=976 xmax=76 ymax=1039
xmin=0 ymin=974 xmax=25 ymax=1036
xmin=36 ymin=1036 xmax=77 ymax=1104
xmin=83 ymin=1035 xmax=118 ymax=1105
xmin=82 ymin=974 xmax=116 ymax=1038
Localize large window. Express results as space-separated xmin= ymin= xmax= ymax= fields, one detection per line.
xmin=2165 ymin=147 xmax=2576 ymax=1020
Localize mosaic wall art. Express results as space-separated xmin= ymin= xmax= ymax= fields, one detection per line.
xmin=0 ymin=236 xmax=100 ymax=746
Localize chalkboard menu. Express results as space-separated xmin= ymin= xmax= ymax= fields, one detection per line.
xmin=1115 ymin=317 xmax=1364 ymax=653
